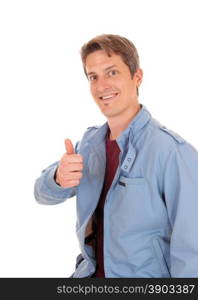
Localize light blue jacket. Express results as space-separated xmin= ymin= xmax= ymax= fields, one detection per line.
xmin=34 ymin=104 xmax=198 ymax=277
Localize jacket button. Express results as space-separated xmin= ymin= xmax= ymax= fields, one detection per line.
xmin=127 ymin=157 xmax=131 ymax=162
xmin=124 ymin=165 xmax=128 ymax=169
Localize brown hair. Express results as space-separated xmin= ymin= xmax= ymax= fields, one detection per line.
xmin=80 ymin=34 xmax=140 ymax=79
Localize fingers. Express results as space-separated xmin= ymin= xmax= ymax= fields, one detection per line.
xmin=61 ymin=154 xmax=83 ymax=164
xmin=58 ymin=170 xmax=83 ymax=181
xmin=58 ymin=163 xmax=83 ymax=175
xmin=56 ymin=138 xmax=84 ymax=188
xmin=57 ymin=178 xmax=81 ymax=188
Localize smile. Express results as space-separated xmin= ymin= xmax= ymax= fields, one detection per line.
xmin=99 ymin=93 xmax=119 ymax=101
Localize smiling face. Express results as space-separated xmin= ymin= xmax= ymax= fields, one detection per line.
xmin=85 ymin=50 xmax=143 ymax=120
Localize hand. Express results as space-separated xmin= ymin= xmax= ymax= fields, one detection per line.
xmin=56 ymin=139 xmax=83 ymax=188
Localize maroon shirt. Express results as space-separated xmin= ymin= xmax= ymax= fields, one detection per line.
xmin=94 ymin=128 xmax=120 ymax=277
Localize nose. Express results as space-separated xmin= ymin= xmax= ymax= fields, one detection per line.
xmin=95 ymin=76 xmax=112 ymax=93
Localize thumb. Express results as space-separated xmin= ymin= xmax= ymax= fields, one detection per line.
xmin=65 ymin=139 xmax=75 ymax=154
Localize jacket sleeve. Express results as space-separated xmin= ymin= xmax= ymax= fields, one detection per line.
xmin=34 ymin=141 xmax=80 ymax=205
xmin=163 ymin=141 xmax=198 ymax=277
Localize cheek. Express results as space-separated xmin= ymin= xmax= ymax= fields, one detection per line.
xmin=90 ymin=86 xmax=98 ymax=100
xmin=114 ymin=79 xmax=127 ymax=92
xmin=90 ymin=86 xmax=94 ymax=96
xmin=90 ymin=87 xmax=97 ymax=101
xmin=127 ymin=81 xmax=136 ymax=93
xmin=90 ymin=84 xmax=95 ymax=93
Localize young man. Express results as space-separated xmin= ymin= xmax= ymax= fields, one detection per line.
xmin=34 ymin=34 xmax=198 ymax=278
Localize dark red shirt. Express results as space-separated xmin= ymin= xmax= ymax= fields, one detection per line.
xmin=94 ymin=129 xmax=120 ymax=277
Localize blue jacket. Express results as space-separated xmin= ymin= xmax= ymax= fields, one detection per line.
xmin=34 ymin=104 xmax=198 ymax=277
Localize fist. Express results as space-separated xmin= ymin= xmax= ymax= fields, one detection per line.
xmin=56 ymin=139 xmax=83 ymax=188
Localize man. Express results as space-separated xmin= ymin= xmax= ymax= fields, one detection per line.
xmin=34 ymin=34 xmax=198 ymax=278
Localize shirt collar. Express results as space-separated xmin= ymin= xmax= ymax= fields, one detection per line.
xmin=87 ymin=103 xmax=151 ymax=149
xmin=116 ymin=103 xmax=151 ymax=150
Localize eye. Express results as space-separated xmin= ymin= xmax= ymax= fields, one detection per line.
xmin=88 ymin=74 xmax=97 ymax=82
xmin=108 ymin=70 xmax=118 ymax=76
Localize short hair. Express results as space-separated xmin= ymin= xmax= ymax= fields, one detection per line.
xmin=80 ymin=34 xmax=140 ymax=79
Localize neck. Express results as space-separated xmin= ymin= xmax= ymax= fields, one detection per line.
xmin=108 ymin=103 xmax=141 ymax=140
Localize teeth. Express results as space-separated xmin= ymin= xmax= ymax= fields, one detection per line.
xmin=102 ymin=95 xmax=114 ymax=99
xmin=101 ymin=93 xmax=117 ymax=100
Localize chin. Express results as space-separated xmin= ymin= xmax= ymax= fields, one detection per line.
xmin=101 ymin=110 xmax=118 ymax=118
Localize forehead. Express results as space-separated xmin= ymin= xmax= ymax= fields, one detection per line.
xmin=85 ymin=50 xmax=125 ymax=74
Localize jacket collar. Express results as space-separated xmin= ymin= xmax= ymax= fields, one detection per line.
xmin=87 ymin=104 xmax=152 ymax=150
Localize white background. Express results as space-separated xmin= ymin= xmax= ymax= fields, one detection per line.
xmin=0 ymin=0 xmax=198 ymax=277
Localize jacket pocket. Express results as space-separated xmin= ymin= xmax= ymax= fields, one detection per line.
xmin=119 ymin=176 xmax=145 ymax=185
xmin=152 ymin=237 xmax=171 ymax=277
xmin=110 ymin=176 xmax=148 ymax=232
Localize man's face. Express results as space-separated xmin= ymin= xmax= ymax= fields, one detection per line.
xmin=85 ymin=50 xmax=143 ymax=119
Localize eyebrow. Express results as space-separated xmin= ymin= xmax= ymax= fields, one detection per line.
xmin=87 ymin=64 xmax=117 ymax=76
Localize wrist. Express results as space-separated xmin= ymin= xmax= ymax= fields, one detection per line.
xmin=54 ymin=167 xmax=60 ymax=186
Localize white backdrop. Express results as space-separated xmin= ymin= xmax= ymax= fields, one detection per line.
xmin=0 ymin=0 xmax=198 ymax=277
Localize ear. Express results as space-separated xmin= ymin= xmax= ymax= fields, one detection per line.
xmin=135 ymin=68 xmax=143 ymax=87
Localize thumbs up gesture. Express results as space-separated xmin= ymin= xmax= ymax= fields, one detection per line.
xmin=56 ymin=139 xmax=83 ymax=188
